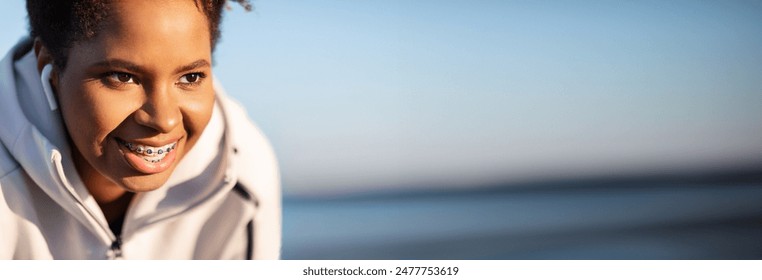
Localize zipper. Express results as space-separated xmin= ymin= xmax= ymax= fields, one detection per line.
xmin=109 ymin=236 xmax=124 ymax=260
xmin=51 ymin=150 xmax=121 ymax=259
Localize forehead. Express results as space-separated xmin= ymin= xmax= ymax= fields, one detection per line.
xmin=105 ymin=1 xmax=208 ymax=33
xmin=68 ymin=0 xmax=212 ymax=68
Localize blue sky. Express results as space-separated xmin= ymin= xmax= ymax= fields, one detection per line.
xmin=2 ymin=1 xmax=761 ymax=196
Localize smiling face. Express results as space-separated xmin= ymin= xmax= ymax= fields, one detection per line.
xmin=48 ymin=0 xmax=215 ymax=197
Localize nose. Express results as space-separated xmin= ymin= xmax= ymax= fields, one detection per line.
xmin=133 ymin=83 xmax=181 ymax=133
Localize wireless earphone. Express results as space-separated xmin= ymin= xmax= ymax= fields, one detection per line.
xmin=40 ymin=63 xmax=58 ymax=111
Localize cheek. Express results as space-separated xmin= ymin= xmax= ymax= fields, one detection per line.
xmin=180 ymin=89 xmax=215 ymax=138
xmin=58 ymin=84 xmax=139 ymax=151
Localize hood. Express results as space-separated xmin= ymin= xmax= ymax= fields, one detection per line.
xmin=0 ymin=38 xmax=114 ymax=243
xmin=0 ymin=37 xmax=234 ymax=243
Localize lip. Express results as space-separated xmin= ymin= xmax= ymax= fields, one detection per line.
xmin=116 ymin=137 xmax=182 ymax=148
xmin=115 ymin=136 xmax=182 ymax=174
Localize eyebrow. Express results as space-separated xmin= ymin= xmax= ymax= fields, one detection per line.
xmin=174 ymin=59 xmax=211 ymax=74
xmin=91 ymin=59 xmax=144 ymax=73
xmin=90 ymin=59 xmax=211 ymax=74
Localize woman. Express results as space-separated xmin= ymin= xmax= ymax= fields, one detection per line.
xmin=0 ymin=0 xmax=281 ymax=259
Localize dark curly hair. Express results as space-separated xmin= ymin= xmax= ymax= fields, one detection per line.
xmin=26 ymin=0 xmax=252 ymax=70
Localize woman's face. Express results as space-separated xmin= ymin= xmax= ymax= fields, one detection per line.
xmin=51 ymin=0 xmax=215 ymax=194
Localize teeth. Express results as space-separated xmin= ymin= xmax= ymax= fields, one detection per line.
xmin=117 ymin=139 xmax=177 ymax=163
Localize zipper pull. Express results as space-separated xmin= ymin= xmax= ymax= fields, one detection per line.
xmin=109 ymin=236 xmax=123 ymax=259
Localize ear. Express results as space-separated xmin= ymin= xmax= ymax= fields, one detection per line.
xmin=34 ymin=38 xmax=54 ymax=73
xmin=33 ymin=38 xmax=61 ymax=93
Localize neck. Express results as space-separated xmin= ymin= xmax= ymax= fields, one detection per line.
xmin=71 ymin=147 xmax=133 ymax=230
xmin=99 ymin=192 xmax=134 ymax=235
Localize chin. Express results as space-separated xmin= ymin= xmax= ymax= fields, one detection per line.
xmin=118 ymin=173 xmax=173 ymax=193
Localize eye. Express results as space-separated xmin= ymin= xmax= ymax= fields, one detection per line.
xmin=101 ymin=72 xmax=139 ymax=89
xmin=107 ymin=72 xmax=135 ymax=84
xmin=179 ymin=73 xmax=205 ymax=84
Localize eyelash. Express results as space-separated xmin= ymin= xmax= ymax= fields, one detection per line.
xmin=177 ymin=73 xmax=207 ymax=88
xmin=102 ymin=72 xmax=136 ymax=88
xmin=100 ymin=72 xmax=207 ymax=89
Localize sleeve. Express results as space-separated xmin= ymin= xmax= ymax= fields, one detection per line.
xmin=0 ymin=144 xmax=19 ymax=259
xmin=249 ymin=147 xmax=281 ymax=260
xmin=243 ymin=127 xmax=281 ymax=260
xmin=222 ymin=95 xmax=282 ymax=260
xmin=0 ymin=180 xmax=19 ymax=259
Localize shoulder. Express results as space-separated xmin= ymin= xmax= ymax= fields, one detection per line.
xmin=0 ymin=141 xmax=20 ymax=181
xmin=0 ymin=142 xmax=22 ymax=259
xmin=218 ymin=94 xmax=279 ymax=172
xmin=217 ymin=93 xmax=280 ymax=198
xmin=215 ymin=87 xmax=282 ymax=259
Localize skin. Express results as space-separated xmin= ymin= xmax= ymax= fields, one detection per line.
xmin=35 ymin=0 xmax=215 ymax=225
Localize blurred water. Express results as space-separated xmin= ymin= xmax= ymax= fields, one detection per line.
xmin=283 ymin=179 xmax=762 ymax=259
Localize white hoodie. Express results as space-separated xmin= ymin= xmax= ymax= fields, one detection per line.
xmin=0 ymin=38 xmax=281 ymax=259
